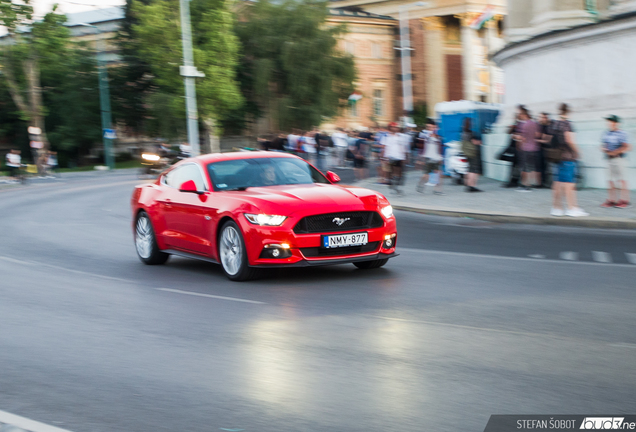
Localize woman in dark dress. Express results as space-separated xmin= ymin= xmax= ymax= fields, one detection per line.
xmin=461 ymin=117 xmax=483 ymax=193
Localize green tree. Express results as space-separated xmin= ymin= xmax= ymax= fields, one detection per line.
xmin=0 ymin=3 xmax=102 ymax=165
xmin=131 ymin=0 xmax=242 ymax=151
xmin=231 ymin=0 xmax=356 ymax=132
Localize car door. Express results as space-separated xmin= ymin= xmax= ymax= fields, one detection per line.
xmin=165 ymin=163 xmax=216 ymax=255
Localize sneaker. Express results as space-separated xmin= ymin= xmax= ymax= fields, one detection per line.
xmin=615 ymin=200 xmax=632 ymax=209
xmin=601 ymin=200 xmax=616 ymax=208
xmin=425 ymin=182 xmax=436 ymax=187
xmin=467 ymin=186 xmax=483 ymax=193
xmin=433 ymin=191 xmax=446 ymax=196
xmin=516 ymin=186 xmax=532 ymax=192
xmin=416 ymin=184 xmax=424 ymax=193
xmin=565 ymin=207 xmax=589 ymax=217
xmin=550 ymin=208 xmax=564 ymax=217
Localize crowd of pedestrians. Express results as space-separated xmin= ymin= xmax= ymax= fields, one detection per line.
xmin=500 ymin=103 xmax=631 ymax=216
xmin=3 ymin=148 xmax=58 ymax=183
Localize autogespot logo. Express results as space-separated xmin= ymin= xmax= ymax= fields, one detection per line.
xmin=332 ymin=217 xmax=350 ymax=226
xmin=580 ymin=417 xmax=627 ymax=429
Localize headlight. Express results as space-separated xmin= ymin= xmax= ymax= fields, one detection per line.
xmin=142 ymin=153 xmax=160 ymax=162
xmin=244 ymin=213 xmax=287 ymax=226
xmin=380 ymin=205 xmax=393 ymax=219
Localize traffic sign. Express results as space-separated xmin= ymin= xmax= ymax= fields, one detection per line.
xmin=103 ymin=129 xmax=117 ymax=140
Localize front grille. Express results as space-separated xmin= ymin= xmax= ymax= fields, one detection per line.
xmin=300 ymin=241 xmax=380 ymax=258
xmin=294 ymin=211 xmax=384 ymax=234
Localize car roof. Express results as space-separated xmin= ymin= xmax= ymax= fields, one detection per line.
xmin=195 ymin=151 xmax=299 ymax=165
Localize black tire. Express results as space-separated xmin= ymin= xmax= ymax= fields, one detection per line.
xmin=353 ymin=258 xmax=389 ymax=270
xmin=218 ymin=220 xmax=260 ymax=281
xmin=134 ymin=211 xmax=170 ymax=265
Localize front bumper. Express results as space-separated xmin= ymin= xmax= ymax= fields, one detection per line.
xmin=250 ymin=252 xmax=399 ymax=268
xmin=239 ymin=213 xmax=398 ymax=267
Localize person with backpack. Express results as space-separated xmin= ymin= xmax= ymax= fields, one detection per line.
xmin=600 ymin=115 xmax=631 ymax=208
xmin=513 ymin=106 xmax=540 ymax=192
xmin=536 ymin=112 xmax=553 ymax=188
xmin=547 ymin=103 xmax=589 ymax=217
xmin=416 ymin=119 xmax=444 ymax=195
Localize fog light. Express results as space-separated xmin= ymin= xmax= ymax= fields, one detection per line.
xmin=383 ymin=233 xmax=397 ymax=249
xmin=260 ymin=244 xmax=293 ymax=259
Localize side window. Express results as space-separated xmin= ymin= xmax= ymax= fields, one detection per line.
xmin=164 ymin=164 xmax=207 ymax=190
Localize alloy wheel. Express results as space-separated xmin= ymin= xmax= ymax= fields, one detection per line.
xmin=220 ymin=226 xmax=242 ymax=276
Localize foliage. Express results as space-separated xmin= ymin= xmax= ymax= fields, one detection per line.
xmin=0 ymin=4 xmax=101 ymax=166
xmin=412 ymin=103 xmax=428 ymax=129
xmin=131 ymin=0 xmax=243 ymax=130
xmin=229 ymin=0 xmax=356 ymax=131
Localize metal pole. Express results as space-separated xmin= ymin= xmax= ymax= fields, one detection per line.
xmin=179 ymin=0 xmax=201 ymax=156
xmin=83 ymin=24 xmax=115 ymax=170
xmin=399 ymin=6 xmax=413 ymax=114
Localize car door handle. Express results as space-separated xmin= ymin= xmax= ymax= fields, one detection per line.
xmin=205 ymin=215 xmax=211 ymax=220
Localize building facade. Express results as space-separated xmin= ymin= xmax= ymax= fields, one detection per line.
xmin=330 ymin=0 xmax=507 ymax=119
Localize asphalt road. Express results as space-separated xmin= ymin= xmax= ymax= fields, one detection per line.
xmin=1 ymin=172 xmax=635 ymax=432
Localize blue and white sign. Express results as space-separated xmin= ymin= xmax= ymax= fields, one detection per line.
xmin=103 ymin=129 xmax=117 ymax=140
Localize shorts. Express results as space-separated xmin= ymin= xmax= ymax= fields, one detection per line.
xmin=555 ymin=161 xmax=577 ymax=183
xmin=467 ymin=157 xmax=480 ymax=174
xmin=608 ymin=157 xmax=625 ymax=182
xmin=389 ymin=159 xmax=404 ymax=169
xmin=353 ymin=157 xmax=366 ymax=169
xmin=521 ymin=151 xmax=539 ymax=173
xmin=423 ymin=158 xmax=441 ymax=174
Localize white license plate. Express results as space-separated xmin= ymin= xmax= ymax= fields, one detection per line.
xmin=323 ymin=232 xmax=368 ymax=248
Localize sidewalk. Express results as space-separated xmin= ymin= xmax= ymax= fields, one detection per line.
xmin=352 ymin=171 xmax=636 ymax=229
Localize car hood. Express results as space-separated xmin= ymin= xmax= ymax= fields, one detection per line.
xmin=228 ymin=183 xmax=386 ymax=216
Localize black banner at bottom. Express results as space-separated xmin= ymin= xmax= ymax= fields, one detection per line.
xmin=484 ymin=415 xmax=636 ymax=431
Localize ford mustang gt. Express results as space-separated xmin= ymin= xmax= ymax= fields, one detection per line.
xmin=131 ymin=152 xmax=397 ymax=281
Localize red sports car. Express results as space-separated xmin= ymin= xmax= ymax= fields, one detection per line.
xmin=131 ymin=152 xmax=397 ymax=281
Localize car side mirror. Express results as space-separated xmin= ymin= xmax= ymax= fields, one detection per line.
xmin=326 ymin=171 xmax=340 ymax=183
xmin=179 ymin=180 xmax=203 ymax=195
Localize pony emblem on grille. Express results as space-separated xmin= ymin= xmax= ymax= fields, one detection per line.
xmin=332 ymin=217 xmax=350 ymax=226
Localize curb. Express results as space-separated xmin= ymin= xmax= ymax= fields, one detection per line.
xmin=392 ymin=205 xmax=636 ymax=230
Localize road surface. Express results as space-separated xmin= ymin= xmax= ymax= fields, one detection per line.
xmin=1 ymin=172 xmax=635 ymax=432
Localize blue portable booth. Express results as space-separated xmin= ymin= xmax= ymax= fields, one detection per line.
xmin=434 ymin=100 xmax=502 ymax=142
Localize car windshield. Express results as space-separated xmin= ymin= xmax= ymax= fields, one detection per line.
xmin=207 ymin=157 xmax=329 ymax=191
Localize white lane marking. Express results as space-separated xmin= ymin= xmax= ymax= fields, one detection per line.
xmin=156 ymin=288 xmax=266 ymax=305
xmin=398 ymin=248 xmax=636 ymax=269
xmin=0 ymin=409 xmax=74 ymax=432
xmin=0 ymin=256 xmax=133 ymax=284
xmin=626 ymin=253 xmax=636 ymax=264
xmin=592 ymin=251 xmax=612 ymax=263
xmin=528 ymin=254 xmax=545 ymax=259
xmin=559 ymin=251 xmax=578 ymax=261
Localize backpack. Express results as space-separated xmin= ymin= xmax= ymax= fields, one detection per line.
xmin=544 ymin=121 xmax=568 ymax=163
xmin=461 ymin=135 xmax=477 ymax=159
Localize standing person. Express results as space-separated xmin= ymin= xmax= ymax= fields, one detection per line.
xmin=332 ymin=128 xmax=349 ymax=168
xmin=351 ymin=132 xmax=369 ymax=180
xmin=381 ymin=122 xmax=409 ymax=194
xmin=416 ymin=119 xmax=444 ymax=195
xmin=549 ymin=103 xmax=589 ymax=217
xmin=514 ymin=107 xmax=540 ymax=191
xmin=45 ymin=151 xmax=58 ymax=178
xmin=600 ymin=115 xmax=631 ymax=208
xmin=536 ymin=112 xmax=553 ymax=188
xmin=461 ymin=117 xmax=483 ymax=193
xmin=5 ymin=149 xmax=21 ymax=181
xmin=287 ymin=130 xmax=300 ymax=154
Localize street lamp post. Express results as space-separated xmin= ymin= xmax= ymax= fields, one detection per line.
xmin=80 ymin=23 xmax=115 ymax=170
xmin=397 ymin=2 xmax=430 ymax=116
xmin=179 ymin=0 xmax=204 ymax=157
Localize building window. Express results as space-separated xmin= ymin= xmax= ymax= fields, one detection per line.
xmin=345 ymin=41 xmax=355 ymax=56
xmin=372 ymin=42 xmax=382 ymax=58
xmin=373 ymin=89 xmax=384 ymax=117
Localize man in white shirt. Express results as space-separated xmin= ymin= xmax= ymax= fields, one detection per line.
xmin=287 ymin=131 xmax=299 ymax=153
xmin=6 ymin=149 xmax=21 ymax=181
xmin=416 ymin=119 xmax=444 ymax=195
xmin=381 ymin=122 xmax=410 ymax=194
xmin=331 ymin=128 xmax=349 ymax=168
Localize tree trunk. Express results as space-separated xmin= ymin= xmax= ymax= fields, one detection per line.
xmin=24 ymin=57 xmax=49 ymax=149
xmin=202 ymin=117 xmax=220 ymax=154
